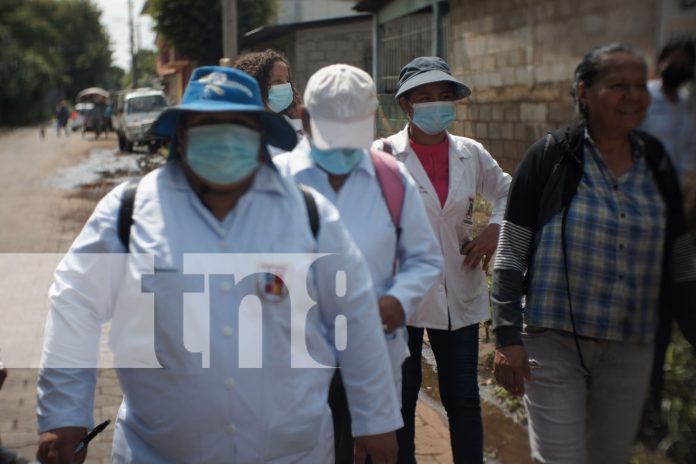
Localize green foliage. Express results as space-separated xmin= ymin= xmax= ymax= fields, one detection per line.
xmin=238 ymin=0 xmax=277 ymax=33
xmin=53 ymin=0 xmax=112 ymax=100
xmin=648 ymin=332 xmax=696 ymax=463
xmin=149 ymin=0 xmax=276 ymax=65
xmin=121 ymin=49 xmax=158 ymax=89
xmin=150 ymin=0 xmax=222 ymax=65
xmin=0 ymin=41 xmax=56 ymax=124
xmin=0 ymin=0 xmax=114 ymax=125
xmin=102 ymin=66 xmax=126 ymax=93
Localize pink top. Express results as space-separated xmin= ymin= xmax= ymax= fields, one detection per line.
xmin=409 ymin=137 xmax=449 ymax=207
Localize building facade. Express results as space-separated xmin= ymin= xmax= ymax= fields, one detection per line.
xmin=240 ymin=15 xmax=373 ymax=90
xmin=359 ymin=0 xmax=696 ymax=173
xmin=276 ymin=0 xmax=362 ymax=24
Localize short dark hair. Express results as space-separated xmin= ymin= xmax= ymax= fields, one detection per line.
xmin=571 ymin=43 xmax=647 ymax=122
xmin=658 ymin=36 xmax=696 ymax=64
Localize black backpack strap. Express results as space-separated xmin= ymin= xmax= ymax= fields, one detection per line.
xmin=298 ymin=183 xmax=319 ymax=238
xmin=118 ymin=178 xmax=141 ymax=250
xmin=118 ymin=179 xmax=319 ymax=249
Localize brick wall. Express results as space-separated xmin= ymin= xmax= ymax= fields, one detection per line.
xmin=445 ymin=0 xmax=659 ymax=173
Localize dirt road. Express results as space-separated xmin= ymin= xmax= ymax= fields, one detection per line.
xmin=0 ymin=127 xmax=120 ymax=253
xmin=0 ymin=127 xmax=124 ymax=463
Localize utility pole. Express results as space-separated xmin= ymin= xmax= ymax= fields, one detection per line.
xmin=128 ymin=0 xmax=137 ymax=88
xmin=222 ymin=0 xmax=238 ymax=60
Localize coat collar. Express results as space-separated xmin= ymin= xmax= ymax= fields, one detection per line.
xmin=388 ymin=125 xmax=472 ymax=161
xmin=164 ymin=159 xmax=287 ymax=197
xmin=389 ymin=125 xmax=472 ymax=212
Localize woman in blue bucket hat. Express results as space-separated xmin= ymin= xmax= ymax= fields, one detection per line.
xmin=36 ymin=66 xmax=402 ymax=463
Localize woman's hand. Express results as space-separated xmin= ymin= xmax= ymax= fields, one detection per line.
xmin=494 ymin=345 xmax=532 ymax=396
xmin=461 ymin=223 xmax=501 ymax=271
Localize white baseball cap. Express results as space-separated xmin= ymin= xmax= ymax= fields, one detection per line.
xmin=303 ymin=64 xmax=378 ymax=150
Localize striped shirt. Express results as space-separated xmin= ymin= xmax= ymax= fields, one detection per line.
xmin=523 ymin=133 xmax=666 ymax=342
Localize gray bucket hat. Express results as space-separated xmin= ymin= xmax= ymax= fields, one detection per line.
xmin=395 ymin=56 xmax=471 ymax=99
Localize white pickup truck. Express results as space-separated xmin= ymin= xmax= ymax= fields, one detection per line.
xmin=112 ymin=88 xmax=169 ymax=153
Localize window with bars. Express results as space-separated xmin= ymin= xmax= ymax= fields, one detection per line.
xmin=378 ymin=9 xmax=448 ymax=94
xmin=380 ymin=13 xmax=433 ymax=93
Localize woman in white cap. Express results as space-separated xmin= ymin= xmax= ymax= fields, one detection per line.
xmin=375 ymin=56 xmax=511 ymax=464
xmin=275 ymin=63 xmax=442 ymax=464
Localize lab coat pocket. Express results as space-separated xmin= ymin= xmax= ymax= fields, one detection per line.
xmin=263 ymin=366 xmax=330 ymax=460
xmin=455 ymin=222 xmax=474 ymax=255
xmin=454 ymin=251 xmax=486 ymax=302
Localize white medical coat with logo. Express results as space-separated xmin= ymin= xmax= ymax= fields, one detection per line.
xmin=37 ymin=162 xmax=402 ymax=463
xmin=274 ymin=137 xmax=442 ymax=389
xmin=375 ymin=127 xmax=511 ymax=330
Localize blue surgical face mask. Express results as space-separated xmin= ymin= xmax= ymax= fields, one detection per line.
xmin=267 ymin=83 xmax=294 ymax=113
xmin=185 ymin=124 xmax=261 ymax=185
xmin=309 ymin=143 xmax=364 ymax=175
xmin=410 ymin=101 xmax=456 ymax=135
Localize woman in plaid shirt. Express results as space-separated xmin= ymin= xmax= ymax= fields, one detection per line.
xmin=491 ymin=43 xmax=696 ymax=464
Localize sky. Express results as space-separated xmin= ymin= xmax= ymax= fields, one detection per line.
xmin=93 ymin=0 xmax=157 ymax=70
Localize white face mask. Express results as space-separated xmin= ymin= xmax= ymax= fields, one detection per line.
xmin=410 ymin=101 xmax=456 ymax=135
xmin=185 ymin=124 xmax=260 ymax=185
xmin=267 ymin=83 xmax=293 ymax=113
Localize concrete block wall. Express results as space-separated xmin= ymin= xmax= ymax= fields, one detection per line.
xmin=241 ymin=19 xmax=372 ymax=95
xmin=293 ymin=19 xmax=373 ymax=90
xmin=447 ymin=0 xmax=658 ymax=173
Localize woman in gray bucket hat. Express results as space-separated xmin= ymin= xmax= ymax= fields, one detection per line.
xmin=374 ymin=56 xmax=511 ymax=464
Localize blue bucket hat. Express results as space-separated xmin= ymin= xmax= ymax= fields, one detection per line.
xmin=149 ymin=66 xmax=297 ymax=151
xmin=395 ymin=57 xmax=471 ymax=100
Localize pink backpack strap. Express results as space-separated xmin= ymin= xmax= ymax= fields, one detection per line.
xmin=370 ymin=147 xmax=405 ymax=232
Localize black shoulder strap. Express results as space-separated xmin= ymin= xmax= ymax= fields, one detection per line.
xmin=118 ymin=178 xmax=141 ymax=249
xmin=298 ymin=183 xmax=319 ymax=238
xmin=636 ymin=130 xmax=683 ymax=206
xmin=118 ymin=178 xmax=319 ymax=250
xmin=535 ymin=126 xmax=585 ymax=230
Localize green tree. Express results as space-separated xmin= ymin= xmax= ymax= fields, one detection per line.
xmin=149 ymin=0 xmax=276 ymax=65
xmin=238 ymin=0 xmax=277 ymax=35
xmin=102 ymin=65 xmax=126 ymax=92
xmin=122 ymin=49 xmax=158 ymax=89
xmin=54 ymin=0 xmax=113 ymax=101
xmin=0 ymin=0 xmax=114 ymax=125
xmin=0 ymin=0 xmax=62 ymax=124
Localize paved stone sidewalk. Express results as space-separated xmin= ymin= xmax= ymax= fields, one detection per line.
xmin=0 ymin=369 xmax=120 ymax=464
xmin=414 ymin=398 xmax=453 ymax=463
xmin=1 ymin=368 xmax=452 ymax=463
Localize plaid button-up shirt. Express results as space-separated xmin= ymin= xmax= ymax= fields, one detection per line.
xmin=524 ymin=132 xmax=666 ymax=342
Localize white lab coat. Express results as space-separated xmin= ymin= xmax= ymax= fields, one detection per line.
xmin=275 ymin=137 xmax=442 ymax=392
xmin=375 ymin=127 xmax=511 ymax=330
xmin=38 ymin=162 xmax=402 ymax=463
